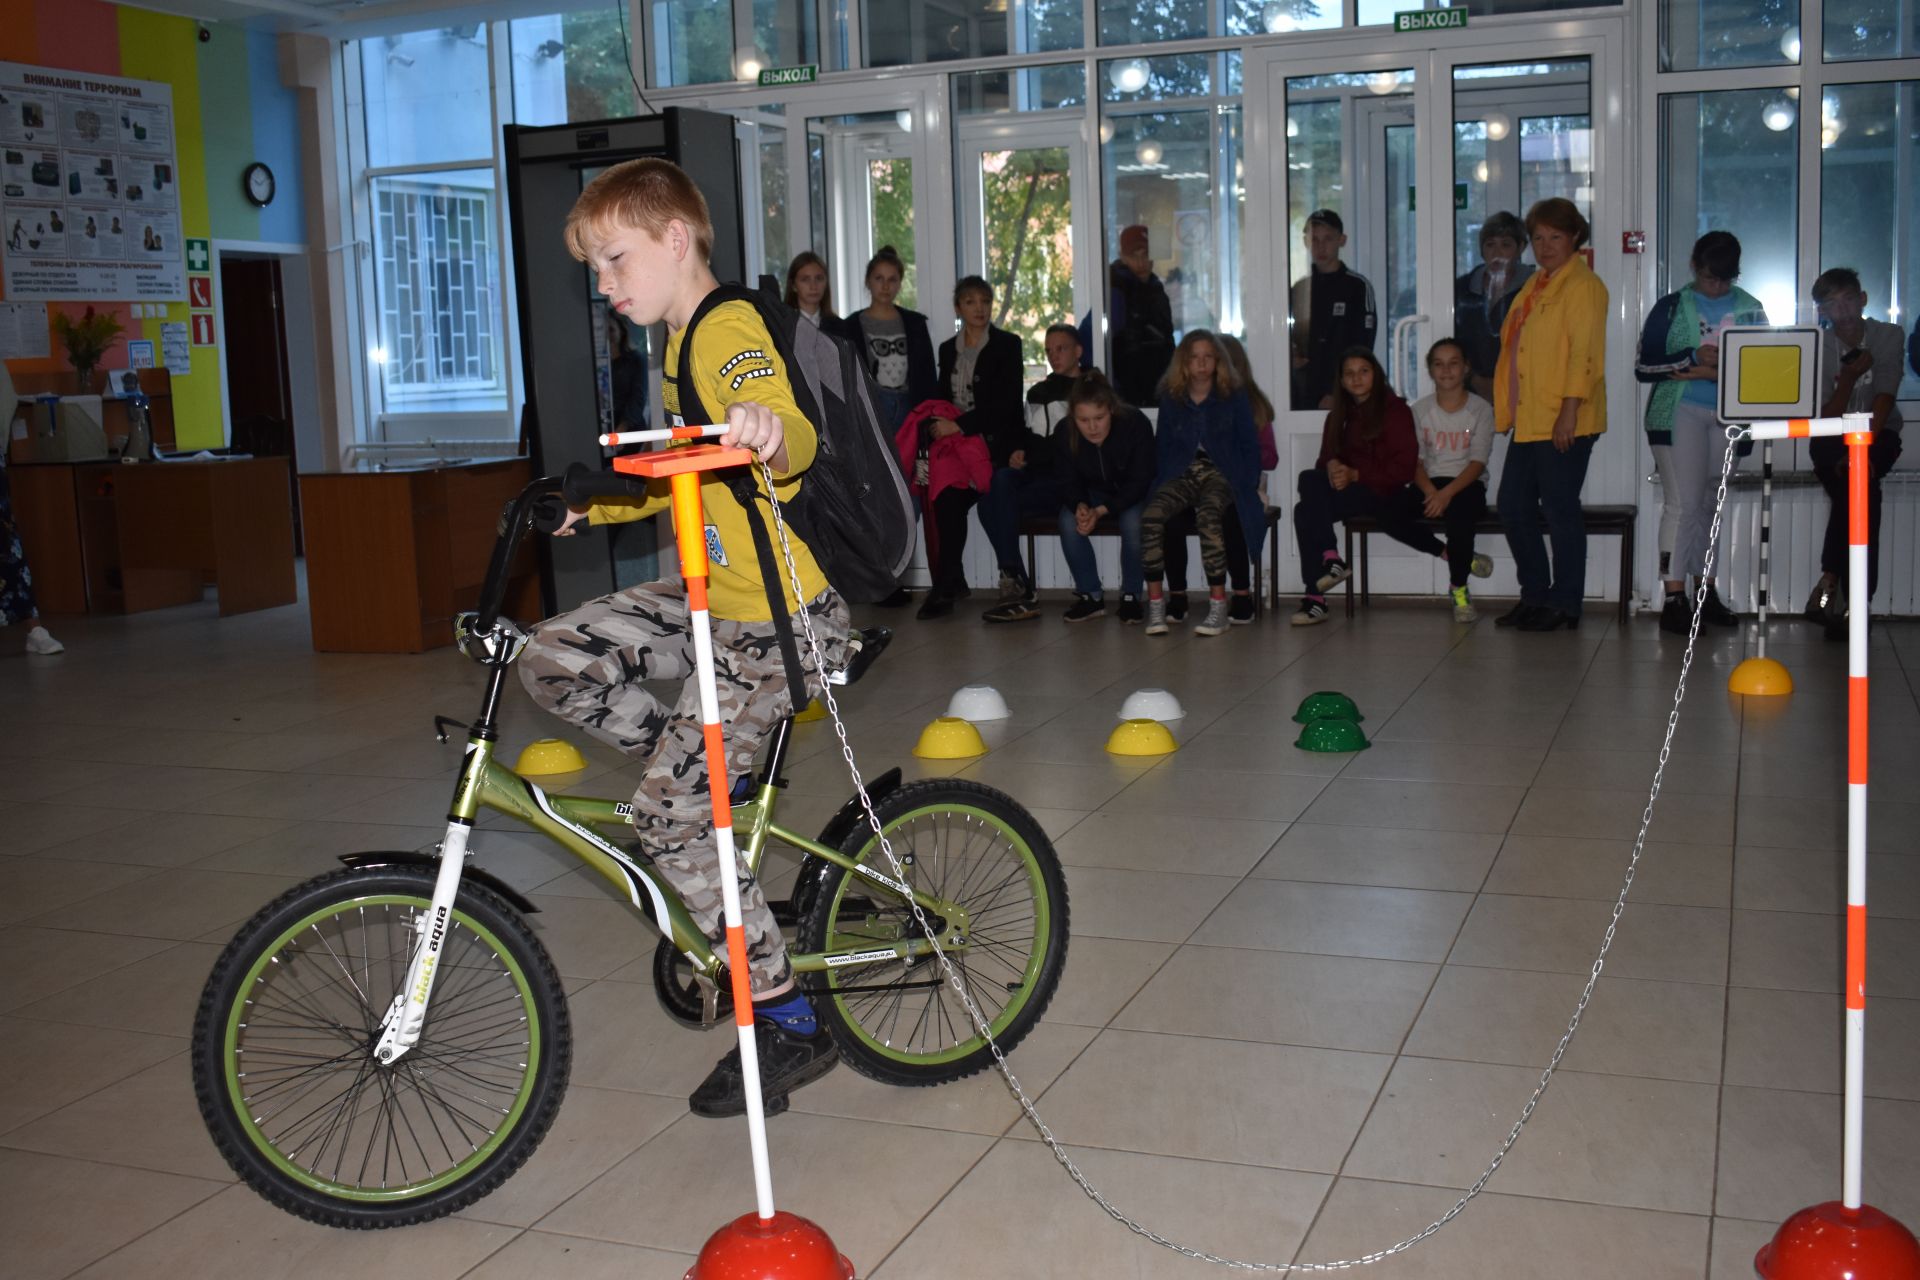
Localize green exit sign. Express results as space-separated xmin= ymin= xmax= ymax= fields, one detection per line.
xmin=1394 ymin=7 xmax=1467 ymax=29
xmin=758 ymin=63 xmax=817 ymax=87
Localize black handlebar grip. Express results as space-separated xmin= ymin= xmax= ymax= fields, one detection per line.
xmin=562 ymin=461 xmax=648 ymax=508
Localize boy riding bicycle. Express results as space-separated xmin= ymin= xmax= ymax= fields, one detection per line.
xmin=521 ymin=158 xmax=850 ymax=1118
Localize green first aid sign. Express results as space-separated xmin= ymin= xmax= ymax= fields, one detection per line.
xmin=1395 ymin=7 xmax=1468 ymax=30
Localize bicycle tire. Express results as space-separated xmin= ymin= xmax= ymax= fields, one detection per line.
xmin=191 ymin=865 xmax=571 ymax=1228
xmin=796 ymin=779 xmax=1068 ymax=1086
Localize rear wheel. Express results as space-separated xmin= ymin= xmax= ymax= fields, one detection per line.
xmin=797 ymin=780 xmax=1067 ymax=1086
xmin=191 ymin=866 xmax=570 ymax=1227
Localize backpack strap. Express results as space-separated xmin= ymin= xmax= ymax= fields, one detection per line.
xmin=678 ymin=287 xmax=815 ymax=713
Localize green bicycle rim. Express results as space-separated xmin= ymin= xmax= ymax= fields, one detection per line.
xmin=822 ymin=802 xmax=1051 ymax=1066
xmin=222 ymin=892 xmax=543 ymax=1203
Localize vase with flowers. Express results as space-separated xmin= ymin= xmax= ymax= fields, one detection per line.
xmin=51 ymin=306 xmax=123 ymax=393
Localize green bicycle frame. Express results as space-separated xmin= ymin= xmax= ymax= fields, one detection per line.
xmin=451 ymin=732 xmax=968 ymax=978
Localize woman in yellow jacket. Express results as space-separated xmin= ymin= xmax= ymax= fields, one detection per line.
xmin=1492 ymin=198 xmax=1608 ymax=631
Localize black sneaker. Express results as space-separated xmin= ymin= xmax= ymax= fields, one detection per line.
xmin=1699 ymin=586 xmax=1738 ymax=627
xmin=1228 ymin=593 xmax=1255 ymax=625
xmin=1659 ymin=594 xmax=1691 ymax=635
xmin=689 ymin=1020 xmax=840 ymax=1118
xmin=982 ymin=596 xmax=1041 ymax=623
xmin=1062 ymin=594 xmax=1106 ymax=623
xmin=1117 ymin=594 xmax=1144 ymax=624
xmin=1165 ymin=591 xmax=1189 ymax=622
xmin=875 ymin=587 xmax=912 ymax=608
xmin=1314 ymin=559 xmax=1352 ymax=592
xmin=916 ymin=592 xmax=954 ymax=620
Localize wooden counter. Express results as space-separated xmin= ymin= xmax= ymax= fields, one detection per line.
xmin=9 ymin=457 xmax=296 ymax=616
xmin=300 ymin=457 xmax=542 ymax=653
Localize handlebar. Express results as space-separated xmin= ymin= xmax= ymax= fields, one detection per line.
xmin=477 ymin=474 xmax=564 ymax=635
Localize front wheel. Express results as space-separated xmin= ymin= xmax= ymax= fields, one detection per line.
xmin=797 ymin=779 xmax=1068 ymax=1086
xmin=191 ymin=866 xmax=571 ymax=1228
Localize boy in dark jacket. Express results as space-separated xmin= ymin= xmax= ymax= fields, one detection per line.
xmin=981 ymin=323 xmax=1081 ymax=622
xmin=1289 ymin=210 xmax=1378 ymax=410
xmin=1054 ymin=371 xmax=1155 ymax=622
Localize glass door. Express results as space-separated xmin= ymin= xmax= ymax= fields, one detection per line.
xmin=1242 ymin=21 xmax=1627 ymax=601
xmin=956 ymin=118 xmax=1092 ymax=378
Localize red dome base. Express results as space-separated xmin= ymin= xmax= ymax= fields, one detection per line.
xmin=685 ymin=1211 xmax=857 ymax=1280
xmin=1755 ymin=1202 xmax=1920 ymax=1279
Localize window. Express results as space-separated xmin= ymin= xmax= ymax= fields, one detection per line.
xmin=865 ymin=0 xmax=1023 ymax=67
xmin=1819 ymin=80 xmax=1918 ymax=337
xmin=1660 ymin=88 xmax=1800 ymax=322
xmin=952 ymin=64 xmax=1087 ymax=115
xmin=508 ymin=11 xmax=640 ymax=126
xmin=1659 ymin=0 xmax=1800 ymax=71
xmin=371 ymin=173 xmax=503 ymax=401
xmin=1097 ymin=0 xmax=1334 ymax=44
xmin=360 ymin=29 xmax=495 ymax=169
xmin=754 ymin=0 xmax=818 ymax=71
xmin=650 ymin=0 xmax=733 ymax=86
xmin=1824 ymin=0 xmax=1920 ymax=61
xmin=357 ymin=29 xmax=509 ymax=418
xmin=1099 ymin=54 xmax=1244 ymax=381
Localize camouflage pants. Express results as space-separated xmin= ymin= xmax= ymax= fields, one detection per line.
xmin=518 ymin=577 xmax=851 ymax=996
xmin=1143 ymin=458 xmax=1235 ymax=585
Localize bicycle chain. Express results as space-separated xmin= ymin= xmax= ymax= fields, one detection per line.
xmin=754 ymin=437 xmax=1738 ymax=1270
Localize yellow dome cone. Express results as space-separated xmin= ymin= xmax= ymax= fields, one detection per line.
xmin=913 ymin=716 xmax=987 ymax=759
xmin=1106 ymin=718 xmax=1177 ymax=756
xmin=515 ymin=737 xmax=588 ymax=775
xmin=1729 ymin=656 xmax=1794 ymax=696
xmin=794 ymin=699 xmax=827 ymax=722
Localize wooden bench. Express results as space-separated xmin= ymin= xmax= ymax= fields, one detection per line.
xmin=1021 ymin=508 xmax=1288 ymax=616
xmin=1340 ymin=503 xmax=1638 ymax=625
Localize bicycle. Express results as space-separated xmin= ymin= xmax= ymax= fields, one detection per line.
xmin=190 ymin=469 xmax=1070 ymax=1229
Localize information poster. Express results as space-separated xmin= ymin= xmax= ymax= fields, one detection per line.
xmin=0 ymin=61 xmax=185 ymax=301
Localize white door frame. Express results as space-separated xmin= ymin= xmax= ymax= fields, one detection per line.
xmin=1243 ymin=15 xmax=1635 ymax=601
xmin=954 ymin=113 xmax=1095 ymax=359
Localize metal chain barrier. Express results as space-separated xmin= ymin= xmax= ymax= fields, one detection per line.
xmin=755 ymin=435 xmax=1739 ymax=1270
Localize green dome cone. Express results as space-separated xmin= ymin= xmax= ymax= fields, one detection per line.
xmin=1293 ymin=691 xmax=1364 ymax=725
xmin=1295 ymin=715 xmax=1370 ymax=753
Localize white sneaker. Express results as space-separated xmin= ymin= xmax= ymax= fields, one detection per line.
xmin=1450 ymin=586 xmax=1479 ymax=622
xmin=25 ymin=625 xmax=64 ymax=655
xmin=1193 ymin=596 xmax=1231 ymax=637
xmin=1290 ymin=598 xmax=1329 ymax=626
xmin=1469 ymin=552 xmax=1494 ymax=579
xmin=1144 ymin=596 xmax=1168 ymax=636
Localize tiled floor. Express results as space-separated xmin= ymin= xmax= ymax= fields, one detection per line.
xmin=5 ymin=590 xmax=1920 ymax=1279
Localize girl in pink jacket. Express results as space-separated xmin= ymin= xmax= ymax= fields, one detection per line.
xmin=896 ymin=398 xmax=991 ymax=619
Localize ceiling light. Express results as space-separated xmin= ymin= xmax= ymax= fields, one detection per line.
xmin=1762 ymin=99 xmax=1796 ymax=131
xmin=1780 ymin=30 xmax=1801 ymax=59
xmin=1136 ymin=140 xmax=1164 ymax=166
xmin=1483 ymin=113 xmax=1509 ymax=141
xmin=1110 ymin=59 xmax=1150 ymax=94
xmin=1263 ymin=1 xmax=1298 ymax=32
xmin=1367 ymin=71 xmax=1402 ymax=96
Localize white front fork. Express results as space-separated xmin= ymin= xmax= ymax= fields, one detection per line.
xmin=373 ymin=821 xmax=472 ymax=1065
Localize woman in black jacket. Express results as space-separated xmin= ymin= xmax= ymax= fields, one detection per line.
xmin=840 ymin=245 xmax=936 ymax=431
xmin=937 ymin=275 xmax=1027 ymax=467
xmin=1054 ymin=371 xmax=1155 ymax=623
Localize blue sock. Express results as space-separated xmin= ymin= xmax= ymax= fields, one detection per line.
xmin=754 ymin=992 xmax=817 ymax=1035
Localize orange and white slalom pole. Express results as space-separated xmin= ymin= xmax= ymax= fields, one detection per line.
xmin=599 ymin=424 xmax=726 ymax=448
xmin=670 ymin=465 xmax=777 ymax=1220
xmin=1749 ymin=412 xmax=1920 ymax=1277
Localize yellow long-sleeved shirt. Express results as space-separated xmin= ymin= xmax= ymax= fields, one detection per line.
xmin=1492 ymin=252 xmax=1610 ymax=443
xmin=588 ymin=300 xmax=828 ymax=620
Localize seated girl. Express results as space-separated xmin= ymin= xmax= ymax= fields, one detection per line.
xmin=1290 ymin=347 xmax=1420 ymax=626
xmin=1398 ymin=338 xmax=1496 ymax=621
xmin=1053 ymin=371 xmax=1155 ymax=623
xmin=1141 ymin=330 xmax=1264 ymax=638
xmin=895 ymin=397 xmax=990 ymax=620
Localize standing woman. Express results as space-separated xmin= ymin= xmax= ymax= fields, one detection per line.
xmin=1635 ymin=231 xmax=1767 ymax=633
xmin=1492 ymin=198 xmax=1609 ymax=632
xmin=1141 ymin=330 xmax=1264 ymax=638
xmin=842 ymin=246 xmax=936 ymax=432
xmin=783 ymin=251 xmax=836 ymax=328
